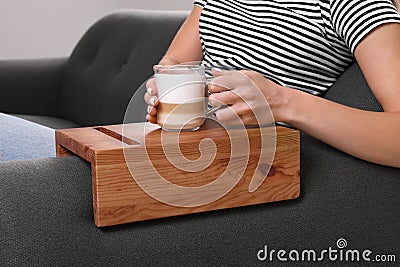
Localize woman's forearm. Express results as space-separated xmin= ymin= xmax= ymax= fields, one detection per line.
xmin=158 ymin=57 xmax=181 ymax=65
xmin=285 ymin=89 xmax=400 ymax=167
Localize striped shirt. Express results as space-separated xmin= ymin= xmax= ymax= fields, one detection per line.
xmin=194 ymin=0 xmax=400 ymax=95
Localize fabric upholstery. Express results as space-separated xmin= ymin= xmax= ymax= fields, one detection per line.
xmin=0 ymin=11 xmax=187 ymax=128
xmin=59 ymin=10 xmax=188 ymax=127
xmin=0 ymin=135 xmax=399 ymax=265
xmin=0 ymin=113 xmax=55 ymax=161
xmin=12 ymin=114 xmax=80 ymax=129
xmin=0 ymin=57 xmax=67 ymax=117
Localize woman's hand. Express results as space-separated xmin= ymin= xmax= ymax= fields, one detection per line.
xmin=208 ymin=69 xmax=292 ymax=126
xmin=144 ymin=77 xmax=159 ymax=124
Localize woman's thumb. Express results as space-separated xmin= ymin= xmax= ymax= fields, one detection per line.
xmin=212 ymin=67 xmax=232 ymax=77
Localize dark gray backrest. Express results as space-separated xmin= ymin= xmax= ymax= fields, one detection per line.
xmin=59 ymin=10 xmax=188 ymax=126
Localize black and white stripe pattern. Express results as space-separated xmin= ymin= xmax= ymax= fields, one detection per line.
xmin=194 ymin=0 xmax=400 ymax=95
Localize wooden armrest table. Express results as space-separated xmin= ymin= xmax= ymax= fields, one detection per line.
xmin=56 ymin=120 xmax=300 ymax=227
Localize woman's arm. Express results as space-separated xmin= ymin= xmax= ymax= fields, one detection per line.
xmin=158 ymin=6 xmax=204 ymax=65
xmin=355 ymin=23 xmax=400 ymax=112
xmin=209 ymin=23 xmax=400 ymax=167
xmin=145 ymin=6 xmax=204 ymax=123
xmin=278 ymin=23 xmax=400 ymax=167
xmin=286 ymin=88 xmax=400 ymax=168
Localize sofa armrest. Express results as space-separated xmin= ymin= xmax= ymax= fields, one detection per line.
xmin=0 ymin=57 xmax=68 ymax=116
xmin=1 ymin=140 xmax=399 ymax=265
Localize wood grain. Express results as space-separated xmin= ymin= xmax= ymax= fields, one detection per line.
xmin=56 ymin=120 xmax=300 ymax=227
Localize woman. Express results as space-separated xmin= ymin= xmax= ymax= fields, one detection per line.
xmin=145 ymin=0 xmax=400 ymax=168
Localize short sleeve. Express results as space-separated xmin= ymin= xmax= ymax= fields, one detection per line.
xmin=194 ymin=0 xmax=207 ymax=8
xmin=330 ymin=0 xmax=400 ymax=53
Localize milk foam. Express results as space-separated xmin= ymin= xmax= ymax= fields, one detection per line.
xmin=155 ymin=73 xmax=205 ymax=104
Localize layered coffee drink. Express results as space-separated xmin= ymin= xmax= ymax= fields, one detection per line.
xmin=157 ymin=101 xmax=206 ymax=130
xmin=154 ymin=65 xmax=206 ymax=131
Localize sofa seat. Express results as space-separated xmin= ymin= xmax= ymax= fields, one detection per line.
xmin=0 ymin=132 xmax=399 ymax=266
xmin=12 ymin=114 xmax=80 ymax=129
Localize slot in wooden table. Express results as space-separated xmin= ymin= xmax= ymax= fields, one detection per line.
xmin=56 ymin=120 xmax=300 ymax=227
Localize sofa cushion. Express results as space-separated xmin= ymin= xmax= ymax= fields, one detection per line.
xmin=59 ymin=10 xmax=188 ymax=127
xmin=12 ymin=114 xmax=80 ymax=129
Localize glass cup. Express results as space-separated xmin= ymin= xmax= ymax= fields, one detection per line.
xmin=154 ymin=64 xmax=208 ymax=131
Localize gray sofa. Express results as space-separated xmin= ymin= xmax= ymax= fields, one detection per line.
xmin=1 ymin=10 xmax=399 ymax=266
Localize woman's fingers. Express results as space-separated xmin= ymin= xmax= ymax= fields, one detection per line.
xmin=144 ymin=94 xmax=158 ymax=106
xmin=146 ymin=78 xmax=158 ymax=96
xmin=214 ymin=97 xmax=272 ymax=126
xmin=145 ymin=77 xmax=159 ymax=123
xmin=213 ymin=103 xmax=246 ymax=124
xmin=207 ymin=81 xmax=231 ymax=94
xmin=208 ymin=90 xmax=240 ymax=107
xmin=147 ymin=105 xmax=157 ymax=116
xmin=146 ymin=114 xmax=157 ymax=124
xmin=208 ymin=70 xmax=249 ymax=94
xmin=144 ymin=78 xmax=159 ymax=106
xmin=207 ymin=69 xmax=234 ymax=94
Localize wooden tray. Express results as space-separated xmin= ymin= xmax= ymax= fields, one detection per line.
xmin=56 ymin=120 xmax=300 ymax=227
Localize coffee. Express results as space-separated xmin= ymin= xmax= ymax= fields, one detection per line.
xmin=157 ymin=101 xmax=206 ymax=130
xmin=154 ymin=65 xmax=206 ymax=131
